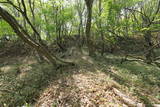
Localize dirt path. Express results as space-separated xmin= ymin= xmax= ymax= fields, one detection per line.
xmin=36 ymin=71 xmax=127 ymax=107
xmin=0 ymin=53 xmax=145 ymax=107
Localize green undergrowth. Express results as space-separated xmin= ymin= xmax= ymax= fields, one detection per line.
xmin=0 ymin=60 xmax=57 ymax=106
xmin=94 ymin=54 xmax=160 ymax=105
xmin=0 ymin=53 xmax=160 ymax=106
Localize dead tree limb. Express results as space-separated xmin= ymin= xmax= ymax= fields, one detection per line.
xmin=113 ymin=88 xmax=160 ymax=107
xmin=121 ymin=55 xmax=144 ymax=64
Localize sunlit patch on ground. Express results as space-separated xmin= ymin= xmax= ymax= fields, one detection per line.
xmin=0 ymin=65 xmax=14 ymax=73
xmin=0 ymin=53 xmax=160 ymax=106
xmin=36 ymin=71 xmax=125 ymax=107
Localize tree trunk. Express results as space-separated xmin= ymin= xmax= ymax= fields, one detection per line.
xmin=144 ymin=30 xmax=155 ymax=64
xmin=98 ymin=0 xmax=105 ymax=56
xmin=29 ymin=0 xmax=44 ymax=62
xmin=0 ymin=6 xmax=58 ymax=65
xmin=0 ymin=6 xmax=74 ymax=67
xmin=85 ymin=0 xmax=94 ymax=56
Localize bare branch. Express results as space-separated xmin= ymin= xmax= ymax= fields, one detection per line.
xmin=125 ymin=7 xmax=151 ymax=24
xmin=150 ymin=0 xmax=160 ymax=24
xmin=0 ymin=1 xmax=9 ymax=3
xmin=21 ymin=0 xmax=27 ymax=15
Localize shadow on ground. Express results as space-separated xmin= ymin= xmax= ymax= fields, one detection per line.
xmin=0 ymin=55 xmax=78 ymax=106
xmin=94 ymin=54 xmax=160 ymax=106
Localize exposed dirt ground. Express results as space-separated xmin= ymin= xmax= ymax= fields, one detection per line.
xmin=0 ymin=47 xmax=159 ymax=107
xmin=36 ymin=72 xmax=125 ymax=107
xmin=35 ymin=53 xmax=142 ymax=107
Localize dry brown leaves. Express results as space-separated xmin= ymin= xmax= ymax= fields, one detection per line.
xmin=36 ymin=72 xmax=128 ymax=107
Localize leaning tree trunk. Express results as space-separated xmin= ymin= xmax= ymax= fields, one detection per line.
xmin=0 ymin=6 xmax=74 ymax=67
xmin=0 ymin=6 xmax=57 ymax=65
xmin=29 ymin=0 xmax=44 ymax=62
xmin=85 ymin=0 xmax=94 ymax=56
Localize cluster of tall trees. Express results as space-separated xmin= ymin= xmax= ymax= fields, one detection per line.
xmin=0 ymin=0 xmax=160 ymax=65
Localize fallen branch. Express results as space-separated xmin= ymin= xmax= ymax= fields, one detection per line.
xmin=154 ymin=61 xmax=160 ymax=68
xmin=121 ymin=54 xmax=144 ymax=64
xmin=121 ymin=54 xmax=160 ymax=68
xmin=0 ymin=89 xmax=14 ymax=94
xmin=113 ymin=88 xmax=160 ymax=107
xmin=154 ymin=56 xmax=160 ymax=61
xmin=113 ymin=88 xmax=145 ymax=107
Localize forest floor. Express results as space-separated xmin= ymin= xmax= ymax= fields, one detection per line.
xmin=0 ymin=48 xmax=160 ymax=107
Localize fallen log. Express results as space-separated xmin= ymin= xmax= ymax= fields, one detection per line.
xmin=120 ymin=55 xmax=144 ymax=64
xmin=120 ymin=55 xmax=160 ymax=68
xmin=113 ymin=88 xmax=145 ymax=107
xmin=113 ymin=88 xmax=160 ymax=107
